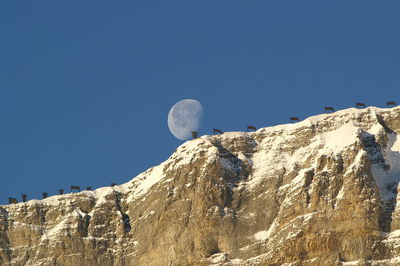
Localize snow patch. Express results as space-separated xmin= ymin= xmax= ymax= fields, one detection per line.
xmin=207 ymin=252 xmax=228 ymax=264
xmin=167 ymin=138 xmax=219 ymax=170
xmin=342 ymin=261 xmax=359 ymax=265
xmin=388 ymin=229 xmax=400 ymax=238
xmin=368 ymin=130 xmax=400 ymax=201
xmin=336 ymin=186 xmax=345 ymax=201
xmin=254 ymin=231 xmax=268 ymax=241
xmin=321 ymin=122 xmax=359 ymax=151
xmin=125 ymin=163 xmax=166 ymax=203
xmin=392 ymin=134 xmax=400 ymax=152
xmin=238 ymin=152 xmax=253 ymax=166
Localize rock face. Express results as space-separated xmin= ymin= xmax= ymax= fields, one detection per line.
xmin=1 ymin=107 xmax=400 ymax=265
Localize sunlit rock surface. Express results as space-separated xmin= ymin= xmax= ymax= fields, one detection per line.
xmin=1 ymin=106 xmax=400 ymax=265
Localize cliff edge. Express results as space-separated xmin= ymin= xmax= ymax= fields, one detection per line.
xmin=1 ymin=106 xmax=400 ymax=265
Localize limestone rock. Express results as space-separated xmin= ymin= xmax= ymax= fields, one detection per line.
xmin=1 ymin=106 xmax=400 ymax=265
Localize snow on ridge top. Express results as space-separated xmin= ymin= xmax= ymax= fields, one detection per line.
xmin=3 ymin=106 xmax=398 ymax=208
xmin=321 ymin=122 xmax=360 ymax=151
xmin=303 ymin=105 xmax=398 ymax=123
xmin=202 ymin=131 xmax=249 ymax=140
xmin=181 ymin=106 xmax=399 ymax=145
xmin=173 ymin=137 xmax=215 ymax=158
xmin=20 ymin=195 xmax=65 ymax=207
xmin=125 ymin=163 xmax=166 ymax=203
xmin=2 ymin=186 xmax=126 ymax=208
xmin=1 ymin=139 xmax=211 ymax=208
xmin=256 ymin=105 xmax=400 ymax=135
xmin=11 ymin=139 xmax=211 ymax=207
xmin=167 ymin=137 xmax=219 ymax=170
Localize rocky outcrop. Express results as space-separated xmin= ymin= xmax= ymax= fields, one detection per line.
xmin=1 ymin=106 xmax=400 ymax=265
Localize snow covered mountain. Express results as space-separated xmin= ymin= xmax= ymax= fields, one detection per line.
xmin=1 ymin=106 xmax=400 ymax=265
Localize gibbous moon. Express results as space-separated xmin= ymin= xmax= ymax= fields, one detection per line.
xmin=168 ymin=99 xmax=203 ymax=140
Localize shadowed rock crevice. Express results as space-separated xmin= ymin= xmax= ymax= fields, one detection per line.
xmin=210 ymin=138 xmax=255 ymax=215
xmin=114 ymin=192 xmax=131 ymax=233
xmin=82 ymin=214 xmax=91 ymax=237
xmin=376 ymin=114 xmax=395 ymax=135
xmin=361 ymin=130 xmax=399 ymax=233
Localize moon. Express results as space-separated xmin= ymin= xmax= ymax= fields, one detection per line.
xmin=168 ymin=99 xmax=203 ymax=140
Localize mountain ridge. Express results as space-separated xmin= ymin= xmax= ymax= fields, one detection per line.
xmin=1 ymin=106 xmax=400 ymax=265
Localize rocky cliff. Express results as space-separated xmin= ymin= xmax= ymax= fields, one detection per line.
xmin=1 ymin=106 xmax=400 ymax=266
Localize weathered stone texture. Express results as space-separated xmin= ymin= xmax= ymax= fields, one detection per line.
xmin=1 ymin=106 xmax=400 ymax=265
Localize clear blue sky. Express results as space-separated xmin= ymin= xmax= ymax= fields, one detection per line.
xmin=1 ymin=1 xmax=399 ymax=204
